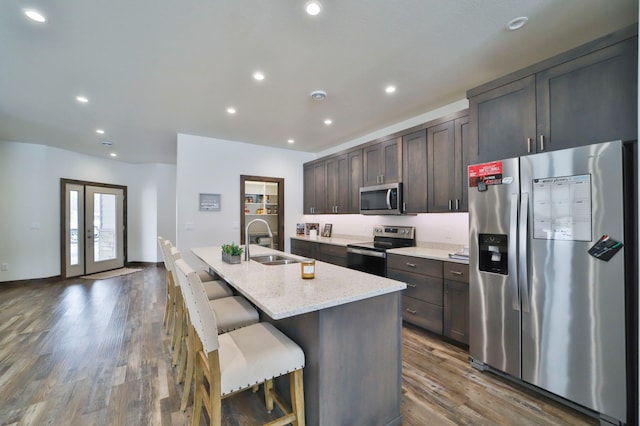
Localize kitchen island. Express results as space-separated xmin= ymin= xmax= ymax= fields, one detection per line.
xmin=192 ymin=244 xmax=406 ymax=426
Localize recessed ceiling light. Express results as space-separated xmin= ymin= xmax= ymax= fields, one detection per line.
xmin=324 ymin=119 xmax=332 ymax=125
xmin=24 ymin=9 xmax=46 ymax=23
xmin=110 ymin=153 xmax=117 ymax=158
xmin=253 ymin=71 xmax=265 ymax=81
xmin=96 ymin=129 xmax=105 ymax=134
xmin=305 ymin=1 xmax=322 ymax=16
xmin=288 ymin=139 xmax=295 ymax=144
xmin=310 ymin=90 xmax=327 ymax=100
xmin=227 ymin=107 xmax=236 ymax=114
xmin=76 ymin=95 xmax=89 ymax=103
xmin=385 ymin=85 xmax=396 ymax=94
xmin=506 ymin=16 xmax=528 ymax=31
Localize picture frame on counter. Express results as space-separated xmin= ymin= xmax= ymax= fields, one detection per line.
xmin=296 ymin=223 xmax=305 ymax=235
xmin=305 ymin=223 xmax=319 ymax=236
xmin=322 ymin=224 xmax=332 ymax=237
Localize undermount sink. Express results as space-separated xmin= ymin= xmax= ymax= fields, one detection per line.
xmin=250 ymin=255 xmax=300 ymax=266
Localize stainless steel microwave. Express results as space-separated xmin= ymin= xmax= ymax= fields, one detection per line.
xmin=359 ymin=183 xmax=403 ymax=215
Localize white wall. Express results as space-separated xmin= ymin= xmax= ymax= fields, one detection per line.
xmin=175 ymin=134 xmax=315 ymax=266
xmin=0 ymin=141 xmax=173 ymax=281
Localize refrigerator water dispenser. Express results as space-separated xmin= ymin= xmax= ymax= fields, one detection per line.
xmin=478 ymin=234 xmax=508 ymax=275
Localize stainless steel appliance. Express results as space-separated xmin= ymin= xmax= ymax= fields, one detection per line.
xmin=359 ymin=183 xmax=403 ymax=215
xmin=347 ymin=226 xmax=415 ymax=276
xmin=468 ymin=140 xmax=637 ymax=425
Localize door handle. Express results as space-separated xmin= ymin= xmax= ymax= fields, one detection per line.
xmin=448 ymin=199 xmax=452 ymax=211
xmin=406 ymin=262 xmax=416 ymax=268
xmin=527 ymin=138 xmax=532 ymax=153
xmin=519 ymin=192 xmax=531 ymax=312
xmin=405 ymin=308 xmax=417 ymax=315
xmin=448 ymin=270 xmax=463 ymax=275
xmin=386 ymin=189 xmax=392 ymax=209
xmin=509 ymin=194 xmax=520 ymax=311
xmin=406 ymin=283 xmax=417 ymax=288
xmin=455 ymin=199 xmax=460 ymax=211
xmin=540 ymin=135 xmax=545 ymax=151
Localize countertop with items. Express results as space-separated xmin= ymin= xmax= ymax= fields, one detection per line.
xmin=290 ymin=234 xmax=469 ymax=264
xmin=192 ymin=244 xmax=406 ymax=320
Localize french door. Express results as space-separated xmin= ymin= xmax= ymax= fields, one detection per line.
xmin=62 ymin=180 xmax=126 ymax=277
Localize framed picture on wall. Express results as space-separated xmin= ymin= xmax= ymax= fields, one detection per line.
xmin=322 ymin=224 xmax=332 ymax=237
xmin=199 ymin=193 xmax=221 ymax=211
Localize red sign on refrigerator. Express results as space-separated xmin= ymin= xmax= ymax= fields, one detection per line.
xmin=468 ymin=161 xmax=503 ymax=187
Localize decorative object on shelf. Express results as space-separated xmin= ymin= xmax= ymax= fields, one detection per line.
xmin=322 ymin=224 xmax=332 ymax=237
xmin=296 ymin=223 xmax=305 ymax=235
xmin=245 ymin=196 xmax=254 ymax=203
xmin=199 ymin=193 xmax=221 ymax=211
xmin=221 ymin=242 xmax=243 ymax=264
xmin=305 ymin=222 xmax=319 ymax=236
xmin=256 ymin=208 xmax=264 ymax=214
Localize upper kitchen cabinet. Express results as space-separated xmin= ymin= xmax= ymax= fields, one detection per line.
xmin=467 ymin=26 xmax=638 ymax=164
xmin=402 ymin=130 xmax=428 ymax=213
xmin=427 ymin=115 xmax=470 ymax=213
xmin=467 ymin=76 xmax=536 ymax=164
xmin=536 ymin=37 xmax=637 ymax=152
xmin=363 ymin=137 xmax=402 ymax=186
xmin=303 ymin=160 xmax=326 ymax=214
xmin=325 ymin=153 xmax=349 ymax=214
xmin=347 ymin=149 xmax=363 ymax=214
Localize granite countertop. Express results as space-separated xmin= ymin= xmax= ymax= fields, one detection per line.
xmin=387 ymin=246 xmax=469 ymax=264
xmin=191 ymin=244 xmax=406 ymax=320
xmin=290 ymin=234 xmax=469 ymax=264
xmin=289 ymin=234 xmax=369 ymax=247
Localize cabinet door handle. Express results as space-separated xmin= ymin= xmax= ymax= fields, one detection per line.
xmin=527 ymin=137 xmax=532 ymax=153
xmin=540 ymin=135 xmax=545 ymax=151
xmin=455 ymin=199 xmax=460 ymax=211
xmin=449 ymin=270 xmax=463 ymax=275
xmin=406 ymin=262 xmax=416 ymax=268
xmin=448 ymin=199 xmax=452 ymax=211
xmin=405 ymin=308 xmax=417 ymax=315
xmin=407 ymin=283 xmax=417 ymax=288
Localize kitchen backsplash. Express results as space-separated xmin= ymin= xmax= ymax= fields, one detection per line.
xmin=300 ymin=212 xmax=469 ymax=246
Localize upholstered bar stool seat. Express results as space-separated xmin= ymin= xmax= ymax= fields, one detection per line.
xmin=211 ymin=297 xmax=259 ymax=334
xmin=180 ymin=263 xmax=306 ymax=426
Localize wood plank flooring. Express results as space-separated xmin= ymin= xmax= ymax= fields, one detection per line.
xmin=0 ymin=264 xmax=596 ymax=425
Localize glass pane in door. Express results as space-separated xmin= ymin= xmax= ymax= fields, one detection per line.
xmin=69 ymin=190 xmax=79 ymax=265
xmin=93 ymin=192 xmax=117 ymax=261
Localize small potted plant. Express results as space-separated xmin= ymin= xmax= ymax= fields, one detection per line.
xmin=221 ymin=242 xmax=243 ymax=264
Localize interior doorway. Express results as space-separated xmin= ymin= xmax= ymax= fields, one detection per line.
xmin=240 ymin=175 xmax=284 ymax=251
xmin=61 ymin=179 xmax=127 ymax=277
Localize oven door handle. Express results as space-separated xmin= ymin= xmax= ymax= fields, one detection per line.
xmin=347 ymin=247 xmax=387 ymax=258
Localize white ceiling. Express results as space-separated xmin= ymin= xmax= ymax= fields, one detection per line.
xmin=1 ymin=0 xmax=637 ymax=164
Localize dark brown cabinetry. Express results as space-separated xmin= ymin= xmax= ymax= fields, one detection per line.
xmin=363 ymin=137 xmax=402 ymax=186
xmin=325 ymin=154 xmax=349 ymax=214
xmin=443 ymin=262 xmax=469 ymax=345
xmin=468 ymin=29 xmax=637 ymax=164
xmin=303 ymin=161 xmax=326 ymax=214
xmin=387 ymin=254 xmax=443 ymax=334
xmin=347 ymin=149 xmax=363 ymax=213
xmin=401 ymin=130 xmax=428 ymax=213
xmin=290 ymin=239 xmax=347 ymax=267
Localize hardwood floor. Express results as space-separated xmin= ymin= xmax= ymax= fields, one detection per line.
xmin=0 ymin=265 xmax=596 ymax=425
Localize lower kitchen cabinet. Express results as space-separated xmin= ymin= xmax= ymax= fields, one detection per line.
xmin=386 ymin=254 xmax=443 ymax=335
xmin=290 ymin=238 xmax=317 ymax=259
xmin=443 ymin=262 xmax=469 ymax=345
xmin=387 ymin=254 xmax=470 ymax=346
xmin=290 ymin=239 xmax=347 ymax=267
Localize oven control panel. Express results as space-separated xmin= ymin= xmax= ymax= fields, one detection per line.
xmin=372 ymin=226 xmax=415 ymax=240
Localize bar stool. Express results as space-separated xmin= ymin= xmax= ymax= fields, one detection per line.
xmin=157 ymin=237 xmax=175 ymax=332
xmin=173 ymin=257 xmax=260 ymax=411
xmin=179 ymin=261 xmax=306 ymax=426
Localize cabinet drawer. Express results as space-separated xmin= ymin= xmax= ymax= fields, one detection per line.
xmin=290 ymin=239 xmax=316 ymax=258
xmin=387 ymin=254 xmax=442 ymax=277
xmin=387 ymin=268 xmax=443 ymax=306
xmin=402 ymin=296 xmax=443 ymax=334
xmin=319 ymin=244 xmax=347 ymax=258
xmin=443 ymin=262 xmax=469 ymax=283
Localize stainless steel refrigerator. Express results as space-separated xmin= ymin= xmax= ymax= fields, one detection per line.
xmin=468 ymin=140 xmax=636 ymax=425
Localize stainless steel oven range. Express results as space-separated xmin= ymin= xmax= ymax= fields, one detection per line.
xmin=346 ymin=226 xmax=415 ymax=277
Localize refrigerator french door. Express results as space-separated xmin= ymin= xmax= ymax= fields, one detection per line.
xmin=469 ymin=140 xmax=631 ymax=425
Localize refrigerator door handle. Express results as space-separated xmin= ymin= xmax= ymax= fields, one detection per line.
xmin=509 ymin=193 xmax=520 ymax=311
xmin=519 ymin=192 xmax=531 ymax=312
